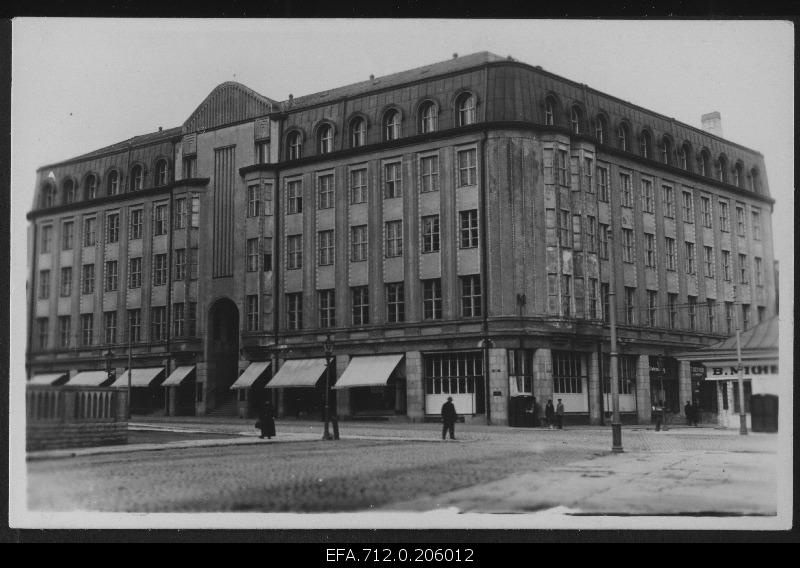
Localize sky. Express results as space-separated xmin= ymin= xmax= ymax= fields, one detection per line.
xmin=7 ymin=17 xmax=795 ymax=529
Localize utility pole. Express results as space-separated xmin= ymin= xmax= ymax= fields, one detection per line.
xmin=608 ymin=228 xmax=623 ymax=452
xmin=734 ymin=285 xmax=748 ymax=435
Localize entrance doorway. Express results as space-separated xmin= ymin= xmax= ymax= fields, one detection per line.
xmin=206 ymin=298 xmax=239 ymax=413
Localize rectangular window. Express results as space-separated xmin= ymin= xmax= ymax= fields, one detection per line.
xmin=701 ymin=196 xmax=712 ymax=227
xmin=421 ymin=215 xmax=440 ymax=253
xmin=62 ymin=221 xmax=74 ymax=250
xmin=751 ymin=210 xmax=761 ymax=240
xmin=739 ymin=254 xmax=749 ymax=284
xmin=755 ymin=257 xmax=763 ymax=286
xmin=104 ymin=311 xmax=117 ymax=344
xmin=719 ymin=200 xmax=730 ymax=232
xmin=725 ymin=302 xmax=735 ymax=335
xmin=742 ymin=304 xmax=750 ymax=330
xmin=350 ymin=225 xmax=368 ymax=261
xmin=81 ymin=313 xmax=94 ymax=346
xmin=662 ymin=185 xmax=675 ymax=218
xmin=317 ymin=173 xmax=334 ymax=209
xmin=263 ymin=238 xmax=272 ymax=272
xmin=286 ymin=293 xmax=302 ymax=330
xmin=620 ymin=173 xmax=632 ymax=207
xmin=598 ymin=224 xmax=609 ymax=259
xmin=420 ymin=155 xmax=439 ymax=193
xmin=621 ymin=229 xmax=634 ymax=263
xmin=682 ymin=191 xmax=694 ymax=223
xmin=601 ymin=283 xmax=610 ymax=323
xmin=153 ymin=253 xmax=168 ymax=286
xmin=151 ymin=306 xmax=166 ymax=341
xmin=246 ymin=295 xmax=259 ymax=331
xmin=644 ymin=233 xmax=656 ymax=268
xmin=457 ymin=148 xmax=478 ymax=187
xmin=350 ymin=169 xmax=367 ymax=204
xmin=706 ymin=299 xmax=716 ymax=332
xmin=736 ymin=206 xmax=746 ymax=236
xmin=83 ymin=217 xmax=96 ymax=247
xmin=287 ymin=180 xmax=303 ymax=214
xmin=187 ymin=302 xmax=197 ymax=336
xmin=665 ymin=237 xmax=676 ymax=270
xmin=174 ymin=248 xmax=186 ymax=281
xmin=646 ymin=290 xmax=658 ymax=327
xmin=183 ymin=156 xmax=196 ymax=178
xmin=351 ymin=286 xmax=369 ymax=325
xmin=245 ymin=238 xmax=259 ymax=272
xmin=704 ymin=246 xmax=715 ymax=278
xmin=38 ymin=269 xmax=50 ymax=299
xmin=384 ymin=162 xmax=402 ymax=198
xmin=624 ymin=287 xmax=636 ymax=325
xmin=584 ymin=158 xmax=594 ymax=193
xmin=318 ymin=230 xmax=335 ymax=265
xmin=36 ymin=318 xmax=49 ymax=350
xmin=688 ymin=295 xmax=697 ymax=330
xmin=190 ymin=196 xmax=200 ymax=227
xmin=127 ymin=309 xmax=141 ymax=343
xmin=597 ymin=166 xmax=609 ymax=202
xmin=174 ymin=197 xmax=187 ymax=229
xmin=559 ymin=210 xmax=571 ymax=247
xmin=386 ymin=282 xmax=405 ymax=323
xmin=81 ymin=264 xmax=95 ymax=295
xmin=128 ymin=257 xmax=142 ymax=289
xmin=105 ymin=212 xmax=120 ymax=243
xmin=287 ymin=235 xmax=303 ymax=269
xmin=685 ymin=242 xmax=696 ymax=275
xmin=318 ymin=289 xmax=336 ymax=328
xmin=561 ymin=274 xmax=572 ymax=316
xmin=552 ymin=351 xmax=585 ymax=394
xmin=59 ymin=267 xmax=72 ymax=297
xmin=461 ymin=275 xmax=482 ymax=318
xmin=129 ymin=209 xmax=143 ymax=240
xmin=59 ymin=315 xmax=71 ymax=347
xmin=722 ymin=250 xmax=732 ymax=281
xmin=256 ymin=140 xmax=270 ymax=164
xmin=585 ymin=216 xmax=596 ymax=253
xmin=173 ymin=302 xmax=185 ymax=337
xmin=588 ymin=278 xmax=599 ymax=319
xmin=104 ymin=260 xmax=118 ymax=291
xmin=41 ymin=225 xmax=53 ymax=253
xmin=247 ymin=185 xmax=261 ymax=217
xmin=668 ymin=293 xmax=678 ymax=329
xmin=154 ymin=204 xmax=168 ymax=236
xmin=385 ymin=221 xmax=403 ymax=258
xmin=459 ymin=210 xmax=479 ymax=249
xmin=422 ymin=279 xmax=442 ymax=320
xmin=424 ymin=352 xmax=481 ymax=398
xmin=641 ymin=179 xmax=654 ymax=213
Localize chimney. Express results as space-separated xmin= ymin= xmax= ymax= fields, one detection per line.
xmin=158 ymin=126 xmax=163 ymax=132
xmin=370 ymin=74 xmax=374 ymax=81
xmin=701 ymin=111 xmax=723 ymax=138
xmin=452 ymin=53 xmax=458 ymax=59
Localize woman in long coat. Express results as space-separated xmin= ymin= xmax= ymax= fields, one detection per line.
xmin=545 ymin=399 xmax=555 ymax=429
xmin=259 ymin=399 xmax=276 ymax=439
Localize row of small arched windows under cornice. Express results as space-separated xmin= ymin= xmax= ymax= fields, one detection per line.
xmin=39 ymin=158 xmax=173 ymax=208
xmin=544 ymin=95 xmax=763 ymax=194
xmin=283 ymin=92 xmax=477 ymax=161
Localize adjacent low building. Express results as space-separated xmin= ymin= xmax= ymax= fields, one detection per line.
xmin=26 ymin=52 xmax=777 ymax=425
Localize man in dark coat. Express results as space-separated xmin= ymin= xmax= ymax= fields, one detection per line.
xmin=441 ymin=396 xmax=457 ymax=440
xmin=545 ymin=399 xmax=555 ymax=429
xmin=259 ymin=398 xmax=276 ymax=439
xmin=684 ymin=400 xmax=693 ymax=426
xmin=556 ymin=399 xmax=565 ymax=429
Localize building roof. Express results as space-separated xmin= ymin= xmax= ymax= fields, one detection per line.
xmin=675 ymin=316 xmax=779 ymax=361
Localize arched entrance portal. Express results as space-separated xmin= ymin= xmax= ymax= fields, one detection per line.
xmin=206 ymin=297 xmax=239 ymax=414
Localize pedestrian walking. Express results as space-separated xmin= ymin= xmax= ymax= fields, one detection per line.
xmin=684 ymin=400 xmax=693 ymax=427
xmin=653 ymin=400 xmax=663 ymax=431
xmin=556 ymin=399 xmax=565 ymax=429
xmin=545 ymin=399 xmax=555 ymax=429
xmin=691 ymin=403 xmax=700 ymax=427
xmin=258 ymin=398 xmax=276 ymax=439
xmin=441 ymin=396 xmax=457 ymax=440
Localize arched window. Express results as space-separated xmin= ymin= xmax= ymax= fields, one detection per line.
xmin=63 ymin=178 xmax=76 ymax=204
xmin=456 ymin=92 xmax=476 ymax=126
xmin=544 ymin=97 xmax=556 ymax=126
xmin=733 ymin=162 xmax=744 ymax=188
xmin=698 ymin=150 xmax=710 ymax=177
xmin=350 ymin=117 xmax=367 ymax=148
xmin=715 ymin=156 xmax=727 ymax=183
xmin=661 ymin=136 xmax=672 ymax=165
xmin=130 ymin=165 xmax=144 ymax=191
xmin=639 ymin=131 xmax=651 ymax=159
xmin=287 ymin=131 xmax=302 ymax=160
xmin=41 ymin=182 xmax=56 ymax=208
xmin=617 ymin=123 xmax=629 ymax=151
xmin=678 ymin=143 xmax=691 ymax=171
xmin=570 ymin=106 xmax=582 ymax=134
xmin=107 ymin=170 xmax=120 ymax=195
xmin=595 ymin=115 xmax=607 ymax=144
xmin=419 ymin=101 xmax=438 ymax=134
xmin=383 ymin=109 xmax=401 ymax=141
xmin=155 ymin=160 xmax=169 ymax=187
xmin=84 ymin=174 xmax=97 ymax=200
xmin=317 ymin=124 xmax=333 ymax=154
xmin=749 ymin=168 xmax=760 ymax=193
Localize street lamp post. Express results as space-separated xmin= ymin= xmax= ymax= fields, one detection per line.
xmin=322 ymin=333 xmax=336 ymax=441
xmin=607 ymin=228 xmax=623 ymax=452
xmin=479 ymin=337 xmax=494 ymax=425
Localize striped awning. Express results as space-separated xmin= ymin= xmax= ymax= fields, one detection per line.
xmin=265 ymin=358 xmax=328 ymax=388
xmin=67 ymin=371 xmax=113 ymax=386
xmin=111 ymin=367 xmax=166 ymax=388
xmin=230 ymin=361 xmax=271 ymax=389
xmin=29 ymin=372 xmax=68 ymax=385
xmin=162 ymin=366 xmax=196 ymax=387
xmin=332 ymin=354 xmax=403 ymax=389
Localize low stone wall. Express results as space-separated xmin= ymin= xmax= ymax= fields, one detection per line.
xmin=26 ymin=385 xmax=128 ymax=451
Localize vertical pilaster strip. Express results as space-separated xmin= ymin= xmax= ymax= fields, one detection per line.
xmin=678 ymin=359 xmax=692 ymax=421
xmin=405 ymin=350 xmax=423 ymax=421
xmin=588 ymin=350 xmax=601 ymax=424
xmin=636 ymin=355 xmax=652 ymax=423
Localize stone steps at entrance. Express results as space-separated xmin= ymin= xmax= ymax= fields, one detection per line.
xmin=207 ymin=396 xmax=238 ymax=417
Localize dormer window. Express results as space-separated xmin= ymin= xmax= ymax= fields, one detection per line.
xmin=698 ymin=150 xmax=710 ymax=177
xmin=716 ymin=156 xmax=727 ymax=183
xmin=130 ymin=165 xmax=144 ymax=191
xmin=419 ymin=101 xmax=437 ymax=134
xmin=595 ymin=115 xmax=607 ymax=144
xmin=384 ymin=109 xmax=401 ymax=141
xmin=544 ymin=97 xmax=556 ymax=126
xmin=287 ymin=131 xmax=302 ymax=160
xmin=107 ymin=170 xmax=120 ymax=195
xmin=570 ymin=106 xmax=582 ymax=134
xmin=318 ymin=124 xmax=333 ymax=154
xmin=456 ymin=93 xmax=476 ymax=126
xmin=155 ymin=160 xmax=169 ymax=187
xmin=733 ymin=162 xmax=743 ymax=187
xmin=350 ymin=117 xmax=366 ymax=148
xmin=63 ymin=179 xmax=76 ymax=204
xmin=41 ymin=182 xmax=56 ymax=208
xmin=84 ymin=174 xmax=97 ymax=200
xmin=678 ymin=143 xmax=690 ymax=171
xmin=639 ymin=131 xmax=651 ymax=159
xmin=617 ymin=124 xmax=629 ymax=151
xmin=661 ymin=136 xmax=672 ymax=165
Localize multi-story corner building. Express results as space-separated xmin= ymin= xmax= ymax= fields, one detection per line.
xmin=26 ymin=52 xmax=777 ymax=424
